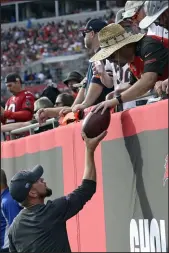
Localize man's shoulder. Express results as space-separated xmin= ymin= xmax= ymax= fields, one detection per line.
xmin=46 ymin=197 xmax=67 ymax=213
xmin=8 ymin=210 xmax=23 ymax=233
xmin=6 ymin=96 xmax=14 ymax=104
xmin=20 ymin=90 xmax=34 ymax=98
xmin=140 ymin=35 xmax=166 ymax=48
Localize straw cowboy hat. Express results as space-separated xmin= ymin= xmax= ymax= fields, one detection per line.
xmin=89 ymin=23 xmax=145 ymax=62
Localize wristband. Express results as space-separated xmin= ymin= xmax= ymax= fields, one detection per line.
xmin=115 ymin=94 xmax=123 ymax=104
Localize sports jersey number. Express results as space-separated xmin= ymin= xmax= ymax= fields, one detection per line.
xmin=6 ymin=103 xmax=16 ymax=112
xmin=5 ymin=103 xmax=16 ymax=123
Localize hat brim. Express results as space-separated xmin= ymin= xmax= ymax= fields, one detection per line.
xmin=79 ymin=27 xmax=89 ymax=32
xmin=116 ymin=18 xmax=124 ymax=24
xmin=139 ymin=6 xmax=168 ymax=29
xmin=63 ymin=78 xmax=74 ymax=85
xmin=89 ymin=34 xmax=145 ymax=62
xmin=64 ymin=77 xmax=82 ymax=85
xmin=31 ymin=165 xmax=43 ymax=182
xmin=73 ymin=83 xmax=82 ymax=88
xmin=63 ymin=79 xmax=69 ymax=85
xmin=122 ymin=8 xmax=137 ymax=19
xmin=115 ymin=8 xmax=125 ymax=24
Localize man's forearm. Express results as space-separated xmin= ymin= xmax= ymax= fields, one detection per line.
xmin=1 ymin=122 xmax=30 ymax=132
xmin=121 ymin=73 xmax=158 ymax=103
xmin=45 ymin=107 xmax=64 ymax=118
xmin=163 ymin=79 xmax=168 ymax=87
xmin=72 ymin=88 xmax=85 ymax=107
xmin=82 ymin=83 xmax=103 ymax=108
xmin=100 ymin=71 xmax=114 ymax=88
xmin=83 ymin=148 xmax=96 ymax=182
xmin=3 ymin=110 xmax=32 ymax=121
xmin=117 ymin=83 xmax=131 ymax=93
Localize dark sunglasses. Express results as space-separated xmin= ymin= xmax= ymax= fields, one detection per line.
xmin=82 ymin=29 xmax=93 ymax=38
xmin=55 ymin=102 xmax=63 ymax=107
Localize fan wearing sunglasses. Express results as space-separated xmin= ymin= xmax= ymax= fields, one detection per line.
xmin=58 ymin=19 xmax=113 ymax=117
xmin=35 ymin=93 xmax=75 ymax=125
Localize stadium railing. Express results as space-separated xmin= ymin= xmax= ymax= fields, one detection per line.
xmin=7 ymin=93 xmax=164 ymax=139
xmin=1 ymin=10 xmax=114 ymax=29
xmin=10 ymin=118 xmax=57 ymax=140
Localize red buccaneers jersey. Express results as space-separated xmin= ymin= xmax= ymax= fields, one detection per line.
xmin=5 ymin=90 xmax=34 ymax=124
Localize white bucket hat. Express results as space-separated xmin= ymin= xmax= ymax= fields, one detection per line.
xmin=89 ymin=23 xmax=144 ymax=62
xmin=139 ymin=1 xmax=168 ymax=29
xmin=122 ymin=1 xmax=145 ymax=19
xmin=115 ymin=8 xmax=125 ymax=24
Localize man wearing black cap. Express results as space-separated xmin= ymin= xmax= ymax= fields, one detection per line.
xmin=63 ymin=71 xmax=84 ymax=98
xmin=68 ymin=19 xmax=113 ymax=113
xmin=8 ymin=130 xmax=107 ymax=253
xmin=1 ymin=73 xmax=35 ymax=125
xmin=37 ymin=19 xmax=113 ymax=122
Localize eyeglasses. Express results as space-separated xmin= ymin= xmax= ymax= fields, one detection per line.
xmin=55 ymin=102 xmax=63 ymax=107
xmin=82 ymin=29 xmax=92 ymax=38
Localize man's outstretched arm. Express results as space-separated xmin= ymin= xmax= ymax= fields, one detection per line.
xmin=52 ymin=131 xmax=107 ymax=221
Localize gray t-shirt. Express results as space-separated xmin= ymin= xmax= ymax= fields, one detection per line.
xmin=8 ymin=180 xmax=96 ymax=252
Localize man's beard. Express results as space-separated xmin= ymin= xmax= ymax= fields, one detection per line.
xmin=45 ymin=187 xmax=52 ymax=197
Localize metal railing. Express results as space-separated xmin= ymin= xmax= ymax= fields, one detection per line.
xmin=10 ymin=118 xmax=57 ymax=140
xmin=4 ymin=91 xmax=167 ymax=141
xmin=116 ymin=90 xmax=157 ymax=111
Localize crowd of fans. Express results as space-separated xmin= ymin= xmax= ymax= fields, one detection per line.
xmin=1 ymin=10 xmax=116 ymax=72
xmin=1 ymin=20 xmax=85 ymax=70
xmin=1 ymin=1 xmax=168 ymax=143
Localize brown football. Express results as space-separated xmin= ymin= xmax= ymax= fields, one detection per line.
xmin=82 ymin=109 xmax=111 ymax=138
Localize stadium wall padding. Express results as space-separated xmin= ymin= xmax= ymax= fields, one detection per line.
xmin=1 ymin=100 xmax=168 ymax=252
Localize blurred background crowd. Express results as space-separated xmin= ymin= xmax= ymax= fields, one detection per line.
xmin=1 ymin=0 xmax=118 ymax=105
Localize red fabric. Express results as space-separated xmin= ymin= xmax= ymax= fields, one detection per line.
xmin=129 ymin=56 xmax=144 ymax=80
xmin=4 ymin=110 xmax=32 ymax=121
xmin=4 ymin=90 xmax=34 ymax=123
xmin=73 ymin=91 xmax=78 ymax=99
xmin=148 ymin=35 xmax=169 ymax=49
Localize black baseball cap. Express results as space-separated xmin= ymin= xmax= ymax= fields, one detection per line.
xmin=9 ymin=165 xmax=44 ymax=203
xmin=5 ymin=72 xmax=22 ymax=84
xmin=80 ymin=18 xmax=107 ymax=33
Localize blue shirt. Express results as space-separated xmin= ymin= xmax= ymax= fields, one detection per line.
xmin=1 ymin=188 xmax=22 ymax=249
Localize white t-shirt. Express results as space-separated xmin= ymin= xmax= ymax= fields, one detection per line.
xmin=147 ymin=23 xmax=168 ymax=38
xmin=105 ymin=60 xmax=136 ymax=110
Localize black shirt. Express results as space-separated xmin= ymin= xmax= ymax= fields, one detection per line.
xmin=8 ymin=180 xmax=96 ymax=253
xmin=82 ymin=61 xmax=113 ymax=105
xmin=91 ymin=75 xmax=114 ymax=104
xmin=129 ymin=36 xmax=168 ymax=85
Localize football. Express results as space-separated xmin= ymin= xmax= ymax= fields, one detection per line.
xmin=82 ymin=109 xmax=111 ymax=138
